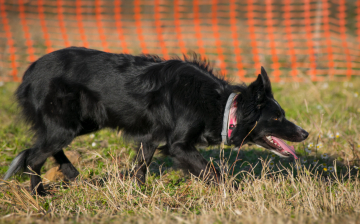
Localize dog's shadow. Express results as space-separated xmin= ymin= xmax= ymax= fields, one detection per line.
xmin=41 ymin=146 xmax=357 ymax=193
xmin=150 ymin=146 xmax=359 ymax=180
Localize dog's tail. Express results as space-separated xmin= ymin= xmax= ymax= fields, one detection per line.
xmin=3 ymin=149 xmax=30 ymax=181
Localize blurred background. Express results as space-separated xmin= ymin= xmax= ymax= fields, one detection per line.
xmin=0 ymin=0 xmax=359 ymax=82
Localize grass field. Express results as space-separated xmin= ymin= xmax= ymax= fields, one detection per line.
xmin=0 ymin=79 xmax=360 ymax=224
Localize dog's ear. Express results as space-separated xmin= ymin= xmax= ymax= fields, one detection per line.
xmin=248 ymin=67 xmax=273 ymax=107
xmin=260 ymin=66 xmax=272 ymax=97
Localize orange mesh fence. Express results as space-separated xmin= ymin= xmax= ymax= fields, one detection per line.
xmin=1 ymin=0 xmax=360 ymax=82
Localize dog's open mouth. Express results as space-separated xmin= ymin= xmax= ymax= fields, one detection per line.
xmin=263 ymin=136 xmax=298 ymax=159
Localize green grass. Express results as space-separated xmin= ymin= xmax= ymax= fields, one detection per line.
xmin=0 ymin=80 xmax=360 ymax=223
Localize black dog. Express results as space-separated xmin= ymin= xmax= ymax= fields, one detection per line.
xmin=4 ymin=47 xmax=308 ymax=195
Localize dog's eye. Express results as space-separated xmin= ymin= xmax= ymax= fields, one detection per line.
xmin=273 ymin=117 xmax=278 ymax=121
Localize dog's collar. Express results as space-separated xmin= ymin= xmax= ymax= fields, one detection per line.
xmin=221 ymin=93 xmax=239 ymax=145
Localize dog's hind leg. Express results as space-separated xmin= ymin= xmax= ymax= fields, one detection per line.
xmin=3 ymin=147 xmax=49 ymax=195
xmin=133 ymin=142 xmax=158 ymax=185
xmin=53 ymin=150 xmax=79 ymax=181
xmin=26 ymin=149 xmax=49 ymax=196
xmin=4 ymin=147 xmax=52 ymax=196
xmin=25 ymin=128 xmax=76 ymax=195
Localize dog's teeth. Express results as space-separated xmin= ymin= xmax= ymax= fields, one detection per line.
xmin=266 ymin=136 xmax=273 ymax=141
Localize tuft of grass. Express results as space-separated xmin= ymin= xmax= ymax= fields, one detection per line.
xmin=0 ymin=79 xmax=360 ymax=223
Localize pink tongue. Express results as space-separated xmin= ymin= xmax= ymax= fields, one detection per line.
xmin=272 ymin=136 xmax=298 ymax=159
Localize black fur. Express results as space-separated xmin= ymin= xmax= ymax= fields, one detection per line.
xmin=4 ymin=47 xmax=308 ymax=195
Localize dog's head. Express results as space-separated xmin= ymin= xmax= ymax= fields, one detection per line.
xmin=231 ymin=67 xmax=308 ymax=159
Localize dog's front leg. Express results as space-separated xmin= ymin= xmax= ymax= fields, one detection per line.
xmin=133 ymin=142 xmax=158 ymax=186
xmin=169 ymin=142 xmax=222 ymax=184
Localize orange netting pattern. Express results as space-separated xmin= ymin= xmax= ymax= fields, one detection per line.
xmin=1 ymin=0 xmax=360 ymax=82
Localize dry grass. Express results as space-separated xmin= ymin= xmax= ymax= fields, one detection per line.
xmin=0 ymin=79 xmax=360 ymax=223
xmin=1 ymin=156 xmax=360 ymax=223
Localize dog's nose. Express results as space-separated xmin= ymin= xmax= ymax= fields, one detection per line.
xmin=301 ymin=129 xmax=309 ymax=139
